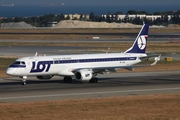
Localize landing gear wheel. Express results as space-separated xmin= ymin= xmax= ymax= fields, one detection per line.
xmin=21 ymin=81 xmax=26 ymax=85
xmin=89 ymin=78 xmax=98 ymax=83
xmin=20 ymin=76 xmax=27 ymax=85
xmin=64 ymin=76 xmax=72 ymax=83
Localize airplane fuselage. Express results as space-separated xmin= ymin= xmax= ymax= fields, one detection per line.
xmin=6 ymin=53 xmax=144 ymax=77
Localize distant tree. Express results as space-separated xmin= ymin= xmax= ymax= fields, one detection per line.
xmin=80 ymin=14 xmax=83 ymax=20
xmin=171 ymin=11 xmax=180 ymax=24
xmin=161 ymin=15 xmax=169 ymax=25
xmin=114 ymin=12 xmax=123 ymax=15
xmin=106 ymin=14 xmax=111 ymax=23
xmin=14 ymin=17 xmax=22 ymax=22
xmin=123 ymin=14 xmax=129 ymax=23
xmin=127 ymin=10 xmax=137 ymax=15
xmin=144 ymin=17 xmax=153 ymax=25
xmin=132 ymin=17 xmax=141 ymax=24
xmin=115 ymin=14 xmax=119 ymax=22
xmin=153 ymin=12 xmax=162 ymax=15
xmin=2 ymin=18 xmax=13 ymax=23
xmin=111 ymin=14 xmax=115 ymax=22
xmin=89 ymin=12 xmax=95 ymax=21
xmin=138 ymin=11 xmax=149 ymax=15
xmin=100 ymin=15 xmax=106 ymax=22
xmin=94 ymin=16 xmax=100 ymax=22
xmin=60 ymin=13 xmax=65 ymax=20
xmin=65 ymin=15 xmax=70 ymax=20
xmin=114 ymin=11 xmax=124 ymax=22
xmin=153 ymin=18 xmax=162 ymax=25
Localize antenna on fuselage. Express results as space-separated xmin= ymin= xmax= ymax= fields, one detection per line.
xmin=35 ymin=52 xmax=38 ymax=56
xmin=106 ymin=47 xmax=111 ymax=53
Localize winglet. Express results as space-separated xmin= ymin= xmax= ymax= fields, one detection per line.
xmin=124 ymin=24 xmax=149 ymax=53
xmin=150 ymin=55 xmax=161 ymax=66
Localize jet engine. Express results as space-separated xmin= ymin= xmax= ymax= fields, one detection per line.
xmin=75 ymin=70 xmax=93 ymax=81
xmin=36 ymin=75 xmax=53 ymax=80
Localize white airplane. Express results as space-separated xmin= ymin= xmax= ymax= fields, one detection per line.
xmin=6 ymin=24 xmax=161 ymax=85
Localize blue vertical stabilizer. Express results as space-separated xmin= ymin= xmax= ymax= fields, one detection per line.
xmin=125 ymin=24 xmax=149 ymax=53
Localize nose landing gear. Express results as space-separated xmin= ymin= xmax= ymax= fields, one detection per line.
xmin=20 ymin=76 xmax=27 ymax=85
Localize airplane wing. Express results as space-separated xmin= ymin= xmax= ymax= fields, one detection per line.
xmin=72 ymin=66 xmax=132 ymax=75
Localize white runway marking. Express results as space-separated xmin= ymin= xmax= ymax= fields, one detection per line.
xmin=0 ymin=87 xmax=180 ymax=100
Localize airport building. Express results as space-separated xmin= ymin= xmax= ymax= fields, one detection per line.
xmin=101 ymin=14 xmax=172 ymax=21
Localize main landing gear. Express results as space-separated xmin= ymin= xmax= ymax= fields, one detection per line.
xmin=89 ymin=78 xmax=98 ymax=83
xmin=63 ymin=76 xmax=72 ymax=83
xmin=20 ymin=76 xmax=27 ymax=85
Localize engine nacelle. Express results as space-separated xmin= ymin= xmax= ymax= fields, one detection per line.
xmin=36 ymin=75 xmax=53 ymax=80
xmin=75 ymin=70 xmax=93 ymax=81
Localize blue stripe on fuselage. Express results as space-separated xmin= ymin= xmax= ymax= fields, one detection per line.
xmin=54 ymin=57 xmax=137 ymax=64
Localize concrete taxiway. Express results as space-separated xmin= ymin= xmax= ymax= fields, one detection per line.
xmin=0 ymin=71 xmax=180 ymax=103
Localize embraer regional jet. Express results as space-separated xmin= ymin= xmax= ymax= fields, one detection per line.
xmin=6 ymin=24 xmax=161 ymax=85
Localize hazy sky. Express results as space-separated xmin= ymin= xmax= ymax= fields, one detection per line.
xmin=0 ymin=0 xmax=180 ymax=6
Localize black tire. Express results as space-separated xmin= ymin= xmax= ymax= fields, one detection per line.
xmin=93 ymin=78 xmax=98 ymax=83
xmin=21 ymin=81 xmax=26 ymax=85
xmin=89 ymin=78 xmax=98 ymax=83
xmin=64 ymin=76 xmax=72 ymax=83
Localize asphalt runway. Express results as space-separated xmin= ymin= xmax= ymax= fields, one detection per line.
xmin=0 ymin=38 xmax=176 ymax=43
xmin=0 ymin=71 xmax=180 ymax=103
xmin=0 ymin=46 xmax=98 ymax=56
xmin=1 ymin=32 xmax=180 ymax=38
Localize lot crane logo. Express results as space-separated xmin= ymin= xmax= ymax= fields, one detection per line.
xmin=85 ymin=74 xmax=90 ymax=77
xmin=137 ymin=35 xmax=147 ymax=50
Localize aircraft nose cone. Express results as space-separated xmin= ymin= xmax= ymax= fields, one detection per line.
xmin=6 ymin=68 xmax=16 ymax=75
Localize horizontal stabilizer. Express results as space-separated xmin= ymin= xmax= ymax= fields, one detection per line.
xmin=150 ymin=55 xmax=161 ymax=66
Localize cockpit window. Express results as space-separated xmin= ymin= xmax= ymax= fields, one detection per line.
xmin=12 ymin=61 xmax=26 ymax=65
xmin=9 ymin=61 xmax=26 ymax=68
xmin=13 ymin=61 xmax=21 ymax=65
xmin=21 ymin=61 xmax=25 ymax=65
